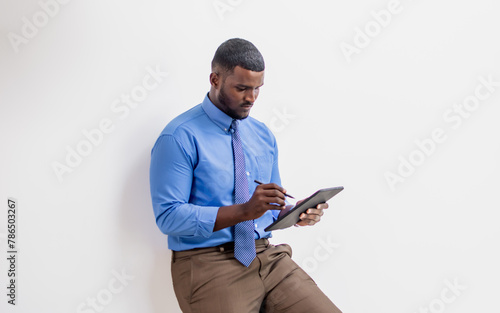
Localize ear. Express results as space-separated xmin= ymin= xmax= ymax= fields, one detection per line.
xmin=209 ymin=72 xmax=220 ymax=89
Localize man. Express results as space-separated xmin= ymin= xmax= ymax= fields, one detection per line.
xmin=150 ymin=38 xmax=342 ymax=313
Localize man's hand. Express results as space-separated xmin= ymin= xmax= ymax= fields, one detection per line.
xmin=214 ymin=183 xmax=286 ymax=231
xmin=241 ymin=183 xmax=287 ymax=220
xmin=277 ymin=200 xmax=329 ymax=227
xmin=296 ymin=202 xmax=328 ymax=226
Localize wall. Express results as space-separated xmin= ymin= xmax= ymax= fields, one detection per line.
xmin=1 ymin=0 xmax=499 ymax=312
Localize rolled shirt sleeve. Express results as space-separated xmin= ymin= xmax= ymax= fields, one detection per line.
xmin=150 ymin=134 xmax=219 ymax=238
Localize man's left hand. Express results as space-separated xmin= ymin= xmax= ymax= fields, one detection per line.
xmin=295 ymin=202 xmax=328 ymax=226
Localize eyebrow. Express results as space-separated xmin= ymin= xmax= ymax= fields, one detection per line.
xmin=235 ymin=83 xmax=264 ymax=89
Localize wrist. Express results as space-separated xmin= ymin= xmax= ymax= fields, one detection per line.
xmin=237 ymin=202 xmax=252 ymax=221
xmin=214 ymin=203 xmax=251 ymax=232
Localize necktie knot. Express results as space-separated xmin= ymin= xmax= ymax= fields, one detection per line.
xmin=231 ymin=119 xmax=239 ymax=132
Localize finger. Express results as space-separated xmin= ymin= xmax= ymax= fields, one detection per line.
xmin=299 ymin=213 xmax=321 ymax=223
xmin=263 ymin=197 xmax=286 ymax=206
xmin=261 ymin=189 xmax=286 ymax=200
xmin=304 ymin=208 xmax=324 ymax=216
xmin=316 ymin=203 xmax=329 ymax=210
xmin=261 ymin=183 xmax=286 ymax=194
xmin=267 ymin=203 xmax=286 ymax=210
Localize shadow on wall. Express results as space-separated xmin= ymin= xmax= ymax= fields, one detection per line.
xmin=119 ymin=146 xmax=180 ymax=313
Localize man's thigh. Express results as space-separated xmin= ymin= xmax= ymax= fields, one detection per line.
xmin=171 ymin=248 xmax=265 ymax=313
xmin=259 ymin=244 xmax=342 ymax=313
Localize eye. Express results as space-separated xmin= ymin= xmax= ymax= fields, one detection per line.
xmin=236 ymin=87 xmax=246 ymax=92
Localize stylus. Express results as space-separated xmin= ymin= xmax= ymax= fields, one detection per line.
xmin=254 ymin=180 xmax=295 ymax=199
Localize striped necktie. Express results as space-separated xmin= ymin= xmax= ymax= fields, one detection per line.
xmin=231 ymin=119 xmax=256 ymax=267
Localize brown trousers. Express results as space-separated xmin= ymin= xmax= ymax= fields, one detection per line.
xmin=171 ymin=239 xmax=342 ymax=313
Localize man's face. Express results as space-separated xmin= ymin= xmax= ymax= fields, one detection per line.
xmin=211 ymin=66 xmax=265 ymax=120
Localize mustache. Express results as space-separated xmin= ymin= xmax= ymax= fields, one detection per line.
xmin=241 ymin=102 xmax=253 ymax=106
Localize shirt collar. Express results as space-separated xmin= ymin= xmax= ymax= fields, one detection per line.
xmin=201 ymin=93 xmax=234 ymax=133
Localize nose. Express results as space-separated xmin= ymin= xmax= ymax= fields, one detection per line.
xmin=244 ymin=89 xmax=258 ymax=103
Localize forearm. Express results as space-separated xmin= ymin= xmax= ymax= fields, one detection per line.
xmin=213 ymin=203 xmax=249 ymax=232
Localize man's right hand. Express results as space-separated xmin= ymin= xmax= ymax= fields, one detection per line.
xmin=241 ymin=183 xmax=287 ymax=220
xmin=213 ymin=183 xmax=287 ymax=232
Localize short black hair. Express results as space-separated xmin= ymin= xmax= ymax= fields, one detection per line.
xmin=211 ymin=38 xmax=265 ymax=74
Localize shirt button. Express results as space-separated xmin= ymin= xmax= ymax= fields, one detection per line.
xmin=246 ymin=171 xmax=250 ymax=176
xmin=255 ymin=224 xmax=258 ymax=228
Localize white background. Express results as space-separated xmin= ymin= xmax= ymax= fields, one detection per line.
xmin=1 ymin=0 xmax=499 ymax=312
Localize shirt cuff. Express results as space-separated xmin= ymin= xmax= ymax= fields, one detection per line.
xmin=195 ymin=205 xmax=220 ymax=238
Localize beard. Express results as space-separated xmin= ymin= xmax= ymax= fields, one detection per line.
xmin=218 ymin=84 xmax=251 ymax=120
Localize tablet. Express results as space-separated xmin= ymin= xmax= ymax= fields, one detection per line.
xmin=264 ymin=186 xmax=344 ymax=232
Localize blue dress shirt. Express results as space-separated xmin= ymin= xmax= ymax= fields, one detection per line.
xmin=150 ymin=94 xmax=283 ymax=251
